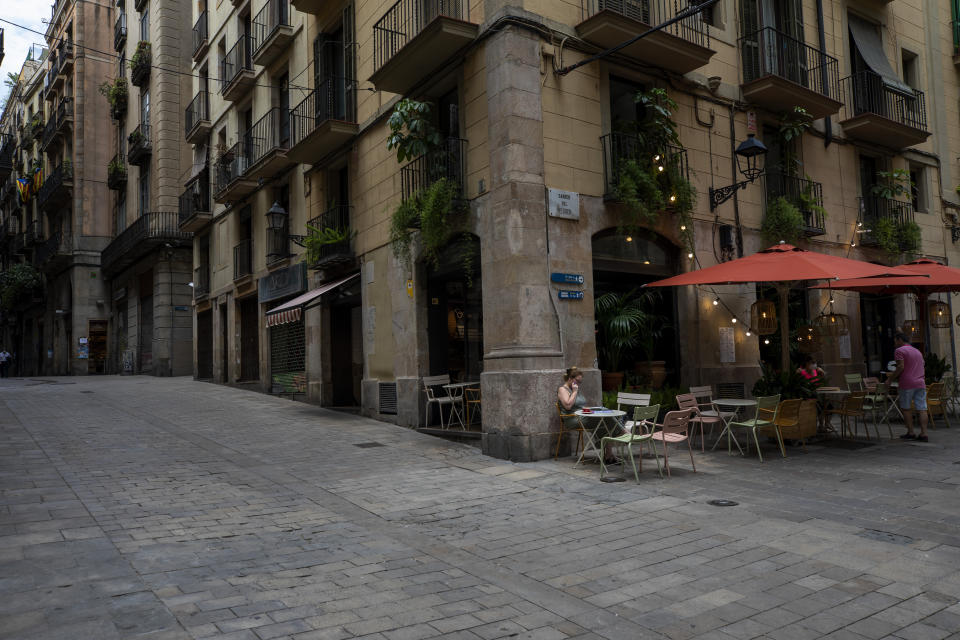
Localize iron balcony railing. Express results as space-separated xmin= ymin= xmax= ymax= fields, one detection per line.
xmin=37 ymin=161 xmax=72 ymax=207
xmin=220 ymin=36 xmax=253 ymax=94
xmin=25 ymin=219 xmax=42 ymax=245
xmin=841 ymin=71 xmax=928 ymax=131
xmin=185 ymin=91 xmax=210 ymax=134
xmin=178 ymin=169 xmax=211 ymax=225
xmin=57 ymin=96 xmax=73 ymax=123
xmin=307 ymin=205 xmax=353 ymax=266
xmin=764 ymin=172 xmax=825 ymax=236
xmin=101 ymin=211 xmax=191 ymax=274
xmin=192 ymin=11 xmax=208 ymax=57
xmin=114 ymin=13 xmax=127 ymax=51
xmin=130 ymin=41 xmax=151 ymax=87
xmin=582 ymin=0 xmax=709 ymax=48
xmin=373 ymin=0 xmax=472 ymax=73
xmin=41 ymin=118 xmax=56 ymax=150
xmin=215 ymin=141 xmax=252 ymax=194
xmin=740 ymin=27 xmax=840 ymax=101
xmin=400 ymin=137 xmax=467 ymax=202
xmin=252 ymin=0 xmax=290 ymax=55
xmin=194 ymin=264 xmax=210 ymax=297
xmin=233 ymin=239 xmax=252 ymax=279
xmin=290 ymin=76 xmax=358 ymax=147
xmin=35 ymin=231 xmax=68 ymax=265
xmin=48 ymin=54 xmax=61 ymax=83
xmin=13 ymin=232 xmax=25 ymax=254
xmin=0 ymin=138 xmax=12 ymax=174
xmin=108 ymin=154 xmax=127 ymax=190
xmin=58 ymin=41 xmax=73 ymax=65
xmin=600 ymin=131 xmax=689 ymax=199
xmin=128 ymin=123 xmax=152 ymax=164
xmin=248 ymin=107 xmax=289 ymax=167
xmin=858 ymin=195 xmax=914 ymax=246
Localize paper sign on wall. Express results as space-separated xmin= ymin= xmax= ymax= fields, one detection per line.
xmin=838 ymin=334 xmax=851 ymax=359
xmin=719 ymin=327 xmax=735 ymax=363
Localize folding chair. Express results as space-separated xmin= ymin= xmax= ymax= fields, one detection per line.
xmin=555 ymin=402 xmax=584 ymax=460
xmin=727 ymin=395 xmax=784 ymax=462
xmin=844 ymin=373 xmax=864 ymax=392
xmin=616 ymin=391 xmax=650 ymax=432
xmin=689 ymin=385 xmax=735 ymax=449
xmin=927 ymin=382 xmax=951 ymax=429
xmin=601 ymin=405 xmax=662 ymax=482
xmin=877 ymin=382 xmax=904 ymax=435
xmin=827 ymin=391 xmax=869 ymax=439
xmin=422 ymin=374 xmax=463 ymax=429
xmin=649 ymin=408 xmax=697 ymax=476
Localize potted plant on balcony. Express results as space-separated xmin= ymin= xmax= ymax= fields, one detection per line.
xmin=761 ymin=196 xmax=804 ymax=245
xmin=128 ymin=128 xmax=145 ymax=148
xmin=129 ymin=41 xmax=151 ymax=86
xmin=870 ymin=169 xmax=912 ymax=199
xmin=899 ymin=220 xmax=922 ymax=254
xmin=0 ymin=263 xmax=42 ymax=312
xmin=98 ymin=78 xmax=128 ymax=120
xmin=304 ymin=223 xmax=355 ymax=267
xmin=107 ymin=157 xmax=127 ymax=188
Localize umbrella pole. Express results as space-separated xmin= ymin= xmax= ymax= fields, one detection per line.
xmin=920 ymin=292 xmax=931 ymax=355
xmin=780 ymin=285 xmax=790 ymax=372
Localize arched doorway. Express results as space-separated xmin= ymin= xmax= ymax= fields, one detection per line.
xmin=426 ymin=235 xmax=483 ymax=383
xmin=592 ymin=228 xmax=681 ymax=387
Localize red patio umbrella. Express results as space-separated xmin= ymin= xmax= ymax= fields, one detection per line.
xmin=644 ymin=243 xmax=915 ymax=370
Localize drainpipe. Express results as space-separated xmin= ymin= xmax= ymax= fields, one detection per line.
xmin=816 ymin=0 xmax=832 ymax=147
xmin=728 ymin=104 xmax=744 ymax=257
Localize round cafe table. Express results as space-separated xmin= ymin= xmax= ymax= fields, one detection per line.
xmin=711 ymin=398 xmax=757 ymax=455
xmin=815 ymin=387 xmax=849 ymax=436
xmin=573 ymin=409 xmax=626 ymax=468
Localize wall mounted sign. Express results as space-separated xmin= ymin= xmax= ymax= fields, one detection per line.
xmin=719 ymin=327 xmax=735 ymax=363
xmin=547 ymin=188 xmax=580 ymax=220
xmin=258 ymin=263 xmax=307 ymax=303
xmin=551 ymin=272 xmax=584 ymax=285
xmin=558 ymin=290 xmax=584 ymax=300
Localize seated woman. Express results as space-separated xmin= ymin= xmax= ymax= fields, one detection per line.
xmin=797 ymin=356 xmax=826 ymax=387
xmin=557 ymin=367 xmax=625 ymax=462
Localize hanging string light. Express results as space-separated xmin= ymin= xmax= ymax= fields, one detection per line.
xmin=929 ymin=300 xmax=950 ymax=329
xmin=814 ymin=297 xmax=849 ymax=337
xmin=796 ymin=323 xmax=821 ymax=354
xmin=751 ymin=300 xmax=777 ymax=335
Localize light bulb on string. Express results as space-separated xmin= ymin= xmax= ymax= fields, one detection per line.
xmin=688 ymin=252 xmax=694 ymax=259
xmin=626 ymin=235 xmax=633 ymax=242
xmin=850 ymin=241 xmax=856 ymax=247
xmin=658 ymin=165 xmax=665 ymax=172
xmin=764 ymin=339 xmax=770 ymax=345
xmin=670 ymin=195 xmax=676 ymax=203
xmin=713 ymin=297 xmax=719 ymax=306
xmin=731 ymin=317 xmax=737 ymax=323
xmin=680 ymin=224 xmax=686 ymax=231
xmin=746 ymin=330 xmax=752 ymax=337
xmin=653 ymin=155 xmax=661 ymax=162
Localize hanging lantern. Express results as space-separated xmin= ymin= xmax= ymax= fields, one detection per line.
xmin=929 ymin=300 xmax=950 ymax=329
xmin=751 ymin=300 xmax=777 ymax=335
xmin=814 ymin=311 xmax=850 ymax=337
xmin=901 ymin=320 xmax=923 ymax=342
xmin=796 ymin=324 xmax=820 ymax=354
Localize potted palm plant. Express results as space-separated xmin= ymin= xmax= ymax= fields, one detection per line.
xmin=595 ymin=289 xmax=647 ymax=391
xmin=634 ymin=297 xmax=670 ymax=389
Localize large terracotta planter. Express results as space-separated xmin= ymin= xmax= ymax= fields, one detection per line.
xmin=601 ymin=371 xmax=624 ymax=391
xmin=634 ymin=361 xmax=667 ymax=389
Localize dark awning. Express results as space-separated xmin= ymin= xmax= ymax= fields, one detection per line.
xmin=848 ymin=15 xmax=914 ymax=95
xmin=265 ymin=272 xmax=359 ymax=327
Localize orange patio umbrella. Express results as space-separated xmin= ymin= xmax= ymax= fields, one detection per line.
xmin=644 ymin=243 xmax=915 ymax=370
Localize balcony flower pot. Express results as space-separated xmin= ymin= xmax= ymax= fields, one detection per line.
xmin=130 ymin=42 xmax=152 ymax=87
xmin=99 ymin=78 xmax=128 ymax=119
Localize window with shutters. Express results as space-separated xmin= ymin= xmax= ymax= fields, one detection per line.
xmin=312 ymin=4 xmax=356 ymax=123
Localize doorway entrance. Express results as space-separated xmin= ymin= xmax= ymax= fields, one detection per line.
xmin=861 ymin=294 xmax=896 ymax=376
xmin=88 ymin=320 xmax=108 ymax=374
xmin=330 ymin=279 xmax=362 ymax=406
xmin=239 ymin=296 xmax=259 ymax=382
xmin=426 ymin=236 xmax=483 ymax=384
xmin=197 ymin=310 xmax=213 ymax=379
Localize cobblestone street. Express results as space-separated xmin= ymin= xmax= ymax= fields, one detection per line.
xmin=2 ymin=376 xmax=960 ymax=639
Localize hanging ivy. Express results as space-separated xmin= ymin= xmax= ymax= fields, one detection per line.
xmin=0 ymin=263 xmax=42 ymax=311
xmin=761 ymin=197 xmax=804 ymax=245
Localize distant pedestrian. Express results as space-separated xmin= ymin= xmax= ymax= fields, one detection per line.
xmin=890 ymin=332 xmax=928 ymax=442
xmin=0 ymin=349 xmax=10 ymax=378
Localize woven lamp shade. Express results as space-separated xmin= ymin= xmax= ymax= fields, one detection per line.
xmin=796 ymin=324 xmax=821 ymax=354
xmin=929 ymin=301 xmax=951 ymax=329
xmin=814 ymin=312 xmax=850 ymax=337
xmin=902 ymin=320 xmax=923 ymax=342
xmin=751 ymin=300 xmax=777 ymax=335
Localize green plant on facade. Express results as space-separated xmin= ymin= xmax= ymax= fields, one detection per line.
xmin=129 ymin=41 xmax=151 ymax=71
xmin=899 ymin=220 xmax=921 ymax=254
xmin=0 ymin=263 xmax=42 ymax=311
xmin=761 ymin=196 xmax=805 ymax=245
xmin=304 ymin=224 xmax=355 ymax=265
xmin=870 ymin=169 xmax=913 ymax=199
xmin=108 ymin=156 xmax=126 ymax=178
xmin=594 ymin=289 xmax=664 ymax=374
xmin=62 ymin=157 xmax=72 ymax=177
xmin=776 ymin=107 xmax=812 ymax=176
xmin=389 ymin=178 xmax=470 ymax=281
xmin=386 ymin=99 xmax=442 ymax=163
xmin=128 ymin=129 xmax=144 ymax=146
xmin=98 ymin=78 xmax=128 ymax=110
xmin=871 ymin=216 xmax=900 ymax=259
xmin=634 ymin=87 xmax=680 ymax=151
xmin=925 ymin=352 xmax=952 ymax=384
xmin=797 ymin=175 xmax=828 ymax=219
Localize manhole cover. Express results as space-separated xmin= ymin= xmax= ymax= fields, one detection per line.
xmin=858 ymin=529 xmax=913 ymax=545
xmin=353 ymin=442 xmax=385 ymax=448
xmin=708 ymin=500 xmax=739 ymax=507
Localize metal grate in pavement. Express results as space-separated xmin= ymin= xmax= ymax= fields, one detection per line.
xmin=858 ymin=529 xmax=914 ymax=545
xmin=354 ymin=442 xmax=385 ymax=448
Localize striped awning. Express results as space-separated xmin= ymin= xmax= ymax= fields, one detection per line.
xmin=265 ymin=272 xmax=359 ymax=327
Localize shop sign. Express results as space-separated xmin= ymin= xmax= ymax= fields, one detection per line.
xmin=258 ymin=263 xmax=307 ymax=303
xmin=551 ymin=272 xmax=584 ymax=285
xmin=547 ymin=188 xmax=579 ymax=220
xmin=558 ymin=290 xmax=584 ymax=300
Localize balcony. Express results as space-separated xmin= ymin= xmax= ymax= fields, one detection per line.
xmin=101 ymin=211 xmax=192 ymax=277
xmin=0 ymin=137 xmax=14 ymax=179
xmin=127 ymin=123 xmax=152 ymax=166
xmin=246 ymin=107 xmax=293 ymax=180
xmin=40 ymin=118 xmax=57 ymax=152
xmin=214 ymin=142 xmax=257 ymax=203
xmin=839 ymin=72 xmax=930 ymax=149
xmin=220 ymin=36 xmax=255 ymax=102
xmin=400 ymin=137 xmax=467 ymax=202
xmin=114 ymin=13 xmax=127 ymax=51
xmin=306 ymin=205 xmax=354 ymax=269
xmin=56 ymin=97 xmax=73 ymax=133
xmin=49 ymin=54 xmax=65 ymax=94
xmin=1 ymin=217 xmax=18 ymax=238
xmin=178 ymin=169 xmax=212 ymax=232
xmin=185 ymin=91 xmax=211 ymax=144
xmin=57 ymin=41 xmax=74 ymax=78
xmin=764 ymin=173 xmax=825 ymax=238
xmin=192 ymin=11 xmax=209 ymax=62
xmin=288 ymin=77 xmax=359 ymax=163
xmin=38 ymin=162 xmax=73 ymax=211
xmin=36 ymin=231 xmax=71 ymax=272
xmin=739 ymin=28 xmax=841 ymax=119
xmin=108 ymin=154 xmax=128 ymax=190
xmin=290 ymin=0 xmax=323 ymax=14
xmin=252 ymin=0 xmax=294 ymax=68
xmin=134 ymin=0 xmax=147 ymax=12
xmin=600 ymin=132 xmax=688 ymax=200
xmin=857 ymin=196 xmax=913 ymax=247
xmin=371 ymin=0 xmax=479 ymax=95
xmin=130 ymin=41 xmax=151 ymax=88
xmin=576 ymin=0 xmax=714 ymax=75
xmin=24 ymin=219 xmax=42 ymax=246
xmin=233 ymin=239 xmax=253 ymax=281
xmin=194 ymin=264 xmax=210 ymax=298
xmin=29 ymin=117 xmax=43 ymax=141
xmin=0 ymin=177 xmax=15 ymax=204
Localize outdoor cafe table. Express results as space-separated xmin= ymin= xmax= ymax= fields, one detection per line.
xmin=816 ymin=387 xmax=850 ymax=437
xmin=442 ymin=381 xmax=479 ymax=429
xmin=574 ymin=409 xmax=626 ymax=467
xmin=710 ymin=398 xmax=757 ymax=455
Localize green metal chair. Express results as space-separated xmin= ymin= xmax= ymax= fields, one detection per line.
xmin=726 ymin=394 xmax=784 ymax=462
xmin=600 ymin=404 xmax=662 ymax=482
xmin=844 ymin=373 xmax=864 ymax=391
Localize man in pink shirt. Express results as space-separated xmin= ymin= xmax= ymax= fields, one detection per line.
xmin=890 ymin=333 xmax=928 ymax=442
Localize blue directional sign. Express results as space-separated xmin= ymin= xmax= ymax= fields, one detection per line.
xmin=551 ymin=272 xmax=585 ymax=285
xmin=558 ymin=290 xmax=584 ymax=300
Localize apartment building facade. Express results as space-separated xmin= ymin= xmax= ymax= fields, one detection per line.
xmin=105 ymin=0 xmax=195 ymax=375
xmin=185 ymin=0 xmax=960 ymax=460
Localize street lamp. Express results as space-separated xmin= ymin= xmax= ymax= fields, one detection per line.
xmin=708 ymin=133 xmax=768 ymax=211
xmin=265 ymin=201 xmax=305 ymax=259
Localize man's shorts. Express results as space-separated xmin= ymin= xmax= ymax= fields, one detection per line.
xmin=899 ymin=387 xmax=927 ymax=411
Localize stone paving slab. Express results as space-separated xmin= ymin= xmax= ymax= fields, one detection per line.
xmin=1 ymin=376 xmax=960 ymax=639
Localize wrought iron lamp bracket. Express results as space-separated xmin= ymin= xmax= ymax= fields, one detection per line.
xmin=288 ymin=234 xmax=306 ymax=248
xmin=709 ymin=179 xmax=751 ymax=211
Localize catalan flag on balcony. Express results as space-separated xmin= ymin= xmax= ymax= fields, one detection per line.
xmin=31 ymin=165 xmax=43 ymax=195
xmin=16 ymin=177 xmax=32 ymax=203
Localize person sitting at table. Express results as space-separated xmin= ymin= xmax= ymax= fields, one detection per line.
xmin=797 ymin=356 xmax=827 ymax=388
xmin=557 ymin=367 xmax=625 ymax=462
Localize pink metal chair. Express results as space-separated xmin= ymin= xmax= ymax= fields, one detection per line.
xmin=676 ymin=392 xmax=721 ymax=452
xmin=650 ymin=408 xmax=697 ymax=477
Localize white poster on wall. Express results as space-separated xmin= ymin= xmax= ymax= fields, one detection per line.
xmin=838 ymin=334 xmax=851 ymax=360
xmin=719 ymin=327 xmax=736 ymax=363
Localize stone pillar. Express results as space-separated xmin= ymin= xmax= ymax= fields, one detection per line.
xmin=479 ymin=25 xmax=565 ymax=461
